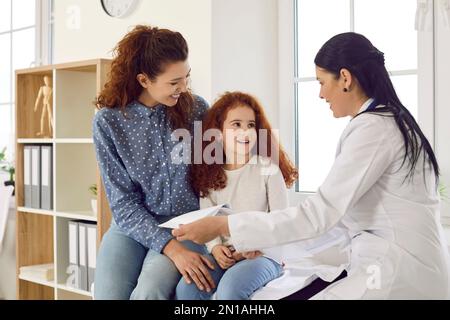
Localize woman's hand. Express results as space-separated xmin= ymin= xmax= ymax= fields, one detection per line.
xmin=242 ymin=251 xmax=263 ymax=259
xmin=212 ymin=245 xmax=236 ymax=269
xmin=163 ymin=240 xmax=216 ymax=292
xmin=172 ymin=216 xmax=229 ymax=244
xmin=231 ymin=251 xmax=244 ymax=262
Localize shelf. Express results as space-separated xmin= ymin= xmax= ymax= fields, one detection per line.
xmin=15 ymin=59 xmax=112 ymax=300
xmin=17 ymin=138 xmax=54 ymax=144
xmin=57 ymin=284 xmax=92 ymax=297
xmin=18 ymin=208 xmax=98 ymax=222
xmin=16 ymin=71 xmax=54 ymax=139
xmin=16 ymin=212 xmax=54 ymax=300
xmin=17 ymin=279 xmax=55 ymax=300
xmin=57 ymin=288 xmax=92 ymax=300
xmin=55 ymin=210 xmax=97 ymax=222
xmin=19 ymin=275 xmax=54 ymax=288
xmin=54 ymin=138 xmax=93 ymax=144
xmin=18 ymin=207 xmax=54 ymax=217
xmin=19 ymin=270 xmax=55 ymax=289
xmin=55 ymin=144 xmax=97 ymax=213
xmin=55 ymin=216 xmax=97 ymax=296
xmin=54 ymin=69 xmax=97 ymax=139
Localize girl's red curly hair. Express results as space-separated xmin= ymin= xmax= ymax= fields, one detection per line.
xmin=191 ymin=91 xmax=298 ymax=197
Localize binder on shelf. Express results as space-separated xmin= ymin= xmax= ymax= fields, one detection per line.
xmin=68 ymin=220 xmax=80 ymax=289
xmin=84 ymin=221 xmax=97 ymax=292
xmin=23 ymin=145 xmax=32 ymax=207
xmin=30 ymin=145 xmax=41 ymax=209
xmin=78 ymin=222 xmax=88 ymax=291
xmin=40 ymin=145 xmax=53 ymax=210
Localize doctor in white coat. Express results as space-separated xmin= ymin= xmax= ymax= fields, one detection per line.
xmin=173 ymin=32 xmax=450 ymax=299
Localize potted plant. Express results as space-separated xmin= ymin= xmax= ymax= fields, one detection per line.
xmin=0 ymin=147 xmax=15 ymax=195
xmin=89 ymin=183 xmax=98 ymax=215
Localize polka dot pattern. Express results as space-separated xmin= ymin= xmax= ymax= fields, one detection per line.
xmin=93 ymin=95 xmax=208 ymax=252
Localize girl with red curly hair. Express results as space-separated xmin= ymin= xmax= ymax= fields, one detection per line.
xmin=93 ymin=25 xmax=215 ymax=300
xmin=176 ymin=91 xmax=298 ymax=300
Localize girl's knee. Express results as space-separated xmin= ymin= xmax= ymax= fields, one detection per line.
xmin=216 ymin=285 xmax=250 ymax=300
xmin=216 ymin=278 xmax=252 ymax=300
xmin=176 ymin=280 xmax=214 ymax=300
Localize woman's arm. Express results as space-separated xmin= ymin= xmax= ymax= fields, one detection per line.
xmin=94 ymin=111 xmax=217 ymax=291
xmin=93 ymin=112 xmax=173 ymax=253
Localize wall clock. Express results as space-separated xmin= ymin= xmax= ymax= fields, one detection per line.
xmin=101 ymin=0 xmax=139 ymax=18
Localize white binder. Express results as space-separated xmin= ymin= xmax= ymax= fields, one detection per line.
xmin=85 ymin=222 xmax=97 ymax=293
xmin=23 ymin=146 xmax=32 ymax=208
xmin=78 ymin=223 xmax=88 ymax=291
xmin=30 ymin=146 xmax=41 ymax=209
xmin=40 ymin=145 xmax=53 ymax=210
xmin=68 ymin=220 xmax=79 ymax=288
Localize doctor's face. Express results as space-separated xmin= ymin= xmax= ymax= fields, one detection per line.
xmin=315 ymin=66 xmax=350 ymax=118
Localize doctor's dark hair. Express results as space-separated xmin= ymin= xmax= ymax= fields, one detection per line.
xmin=314 ymin=32 xmax=439 ymax=183
xmin=95 ymin=25 xmax=194 ymax=130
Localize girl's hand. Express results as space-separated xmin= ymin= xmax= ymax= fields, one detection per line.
xmin=172 ymin=216 xmax=229 ymax=244
xmin=242 ymin=251 xmax=263 ymax=259
xmin=212 ymin=245 xmax=235 ymax=269
xmin=163 ymin=240 xmax=216 ymax=292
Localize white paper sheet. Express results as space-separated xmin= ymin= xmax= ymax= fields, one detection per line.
xmin=261 ymin=224 xmax=350 ymax=265
xmin=158 ymin=204 xmax=232 ymax=229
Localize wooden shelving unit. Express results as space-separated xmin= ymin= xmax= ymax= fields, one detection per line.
xmin=15 ymin=59 xmax=113 ymax=300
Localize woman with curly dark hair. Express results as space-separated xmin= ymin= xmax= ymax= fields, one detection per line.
xmin=92 ymin=25 xmax=213 ymax=300
xmin=176 ymin=91 xmax=298 ymax=300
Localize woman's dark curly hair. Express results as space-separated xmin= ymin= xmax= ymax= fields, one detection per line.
xmin=96 ymin=25 xmax=194 ymax=130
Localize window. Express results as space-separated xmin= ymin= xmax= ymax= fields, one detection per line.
xmin=0 ymin=0 xmax=38 ymax=162
xmin=294 ymin=0 xmax=421 ymax=192
xmin=0 ymin=0 xmax=52 ymax=161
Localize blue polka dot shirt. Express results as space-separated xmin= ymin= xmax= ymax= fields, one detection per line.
xmin=93 ymin=95 xmax=209 ymax=253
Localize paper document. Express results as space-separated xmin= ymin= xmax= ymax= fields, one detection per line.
xmin=262 ymin=242 xmax=314 ymax=265
xmin=261 ymin=225 xmax=350 ymax=265
xmin=159 ymin=204 xmax=232 ymax=229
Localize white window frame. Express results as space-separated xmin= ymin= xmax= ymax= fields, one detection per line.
xmin=278 ymin=0 xmax=436 ymax=205
xmin=0 ymin=0 xmax=52 ymax=162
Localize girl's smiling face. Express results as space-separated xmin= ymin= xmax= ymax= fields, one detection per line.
xmin=222 ymin=105 xmax=257 ymax=166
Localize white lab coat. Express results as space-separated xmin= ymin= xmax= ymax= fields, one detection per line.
xmin=229 ymin=100 xmax=450 ymax=299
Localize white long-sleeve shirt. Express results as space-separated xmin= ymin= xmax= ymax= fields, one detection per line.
xmin=229 ymin=99 xmax=450 ymax=299
xmin=201 ymin=155 xmax=289 ymax=252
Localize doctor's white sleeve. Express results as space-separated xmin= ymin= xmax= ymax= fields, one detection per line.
xmin=229 ymin=116 xmax=396 ymax=252
xmin=266 ymin=166 xmax=289 ymax=211
xmin=201 ymin=195 xmax=223 ymax=252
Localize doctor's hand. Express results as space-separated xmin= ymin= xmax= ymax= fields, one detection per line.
xmin=163 ymin=239 xmax=216 ymax=292
xmin=172 ymin=216 xmax=230 ymax=244
xmin=212 ymin=245 xmax=236 ymax=269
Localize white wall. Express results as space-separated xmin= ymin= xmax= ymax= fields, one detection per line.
xmin=0 ymin=195 xmax=16 ymax=300
xmin=53 ymin=0 xmax=447 ymax=220
xmin=53 ymin=0 xmax=280 ymax=120
xmin=211 ymin=0 xmax=279 ymax=125
xmin=53 ymin=0 xmax=212 ymax=101
xmin=435 ymin=4 xmax=450 ymax=222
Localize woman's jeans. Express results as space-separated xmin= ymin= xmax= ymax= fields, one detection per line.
xmin=176 ymin=255 xmax=283 ymax=300
xmin=93 ymin=223 xmax=209 ymax=300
